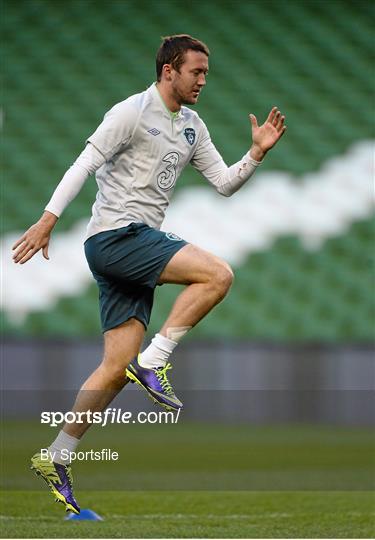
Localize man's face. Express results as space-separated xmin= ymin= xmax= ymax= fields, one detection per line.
xmin=169 ymin=50 xmax=209 ymax=105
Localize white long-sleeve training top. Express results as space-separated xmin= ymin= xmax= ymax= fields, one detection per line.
xmin=46 ymin=82 xmax=261 ymax=239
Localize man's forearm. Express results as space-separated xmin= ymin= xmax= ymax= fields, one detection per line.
xmin=45 ymin=143 xmax=105 ymax=218
xmin=199 ymin=150 xmax=262 ymax=197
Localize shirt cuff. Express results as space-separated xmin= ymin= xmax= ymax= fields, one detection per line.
xmin=246 ymin=151 xmax=263 ymax=166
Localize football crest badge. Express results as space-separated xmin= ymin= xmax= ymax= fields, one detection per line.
xmin=184 ymin=128 xmax=196 ymax=145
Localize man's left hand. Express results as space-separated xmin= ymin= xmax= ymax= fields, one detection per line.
xmin=249 ymin=107 xmax=286 ymax=162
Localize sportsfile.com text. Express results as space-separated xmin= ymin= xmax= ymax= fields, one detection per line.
xmin=41 ymin=408 xmax=180 ymax=427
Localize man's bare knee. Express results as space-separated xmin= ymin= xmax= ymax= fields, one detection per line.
xmin=211 ymin=261 xmax=234 ymax=299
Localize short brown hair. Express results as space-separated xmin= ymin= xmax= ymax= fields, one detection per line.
xmin=156 ymin=34 xmax=209 ymax=82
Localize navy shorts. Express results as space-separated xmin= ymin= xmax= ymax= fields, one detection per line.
xmin=84 ymin=223 xmax=188 ymax=332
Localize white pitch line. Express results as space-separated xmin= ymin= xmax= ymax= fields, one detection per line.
xmin=1 ymin=511 xmax=372 ymax=521
xmin=109 ymin=513 xmax=292 ymax=519
xmin=0 ymin=512 xmax=291 ymax=521
xmin=0 ymin=515 xmax=57 ymax=521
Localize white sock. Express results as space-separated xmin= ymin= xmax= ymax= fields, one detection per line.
xmin=48 ymin=430 xmax=80 ymax=465
xmin=138 ymin=333 xmax=178 ymax=369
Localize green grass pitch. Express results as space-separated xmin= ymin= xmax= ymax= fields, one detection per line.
xmin=1 ymin=422 xmax=374 ymax=537
xmin=1 ymin=490 xmax=374 ymax=538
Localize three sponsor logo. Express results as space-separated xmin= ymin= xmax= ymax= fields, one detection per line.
xmin=148 ymin=125 xmax=196 ymax=191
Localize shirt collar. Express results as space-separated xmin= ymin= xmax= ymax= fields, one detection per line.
xmin=149 ymin=82 xmax=183 ymax=120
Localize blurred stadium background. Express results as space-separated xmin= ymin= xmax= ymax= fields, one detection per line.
xmin=1 ymin=0 xmax=375 ymax=536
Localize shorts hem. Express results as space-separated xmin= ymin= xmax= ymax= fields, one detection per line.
xmin=152 ymin=241 xmax=189 ymax=288
xmin=102 ymin=314 xmax=148 ymax=333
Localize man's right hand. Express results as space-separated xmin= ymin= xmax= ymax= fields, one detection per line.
xmin=12 ymin=211 xmax=58 ymax=264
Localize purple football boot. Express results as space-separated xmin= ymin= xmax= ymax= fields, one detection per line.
xmin=126 ymin=355 xmax=183 ymax=411
xmin=31 ymin=451 xmax=80 ymax=514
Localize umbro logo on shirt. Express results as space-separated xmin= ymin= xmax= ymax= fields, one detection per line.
xmin=148 ymin=128 xmax=161 ymax=136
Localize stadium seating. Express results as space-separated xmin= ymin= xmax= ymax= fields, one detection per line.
xmin=2 ymin=0 xmax=374 ymax=340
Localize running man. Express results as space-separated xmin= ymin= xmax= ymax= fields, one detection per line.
xmin=12 ymin=35 xmax=286 ymax=514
